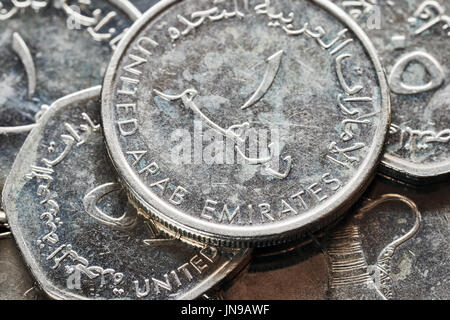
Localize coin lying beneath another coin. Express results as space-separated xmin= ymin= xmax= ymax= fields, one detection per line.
xmin=2 ymin=86 xmax=249 ymax=300
xmin=225 ymin=177 xmax=449 ymax=299
xmin=334 ymin=0 xmax=450 ymax=183
xmin=131 ymin=0 xmax=160 ymax=12
xmin=102 ymin=0 xmax=390 ymax=246
xmin=0 ymin=0 xmax=142 ymax=190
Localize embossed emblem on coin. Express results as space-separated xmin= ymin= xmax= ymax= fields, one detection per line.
xmin=228 ymin=178 xmax=449 ymax=300
xmin=0 ymin=0 xmax=141 ymax=189
xmin=2 ymin=86 xmax=249 ymax=299
xmin=102 ymin=0 xmax=390 ymax=246
xmin=335 ymin=0 xmax=450 ymax=182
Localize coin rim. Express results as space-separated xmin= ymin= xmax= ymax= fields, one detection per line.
xmin=2 ymin=86 xmax=250 ymax=299
xmin=101 ymin=0 xmax=391 ymax=246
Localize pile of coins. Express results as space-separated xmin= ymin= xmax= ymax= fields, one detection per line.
xmin=0 ymin=0 xmax=448 ymax=300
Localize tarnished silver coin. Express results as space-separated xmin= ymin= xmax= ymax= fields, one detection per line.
xmin=0 ymin=0 xmax=142 ymax=190
xmin=102 ymin=0 xmax=390 ymax=246
xmin=334 ymin=0 xmax=450 ymax=183
xmin=2 ymin=86 xmax=249 ymax=300
xmin=226 ymin=177 xmax=449 ymax=299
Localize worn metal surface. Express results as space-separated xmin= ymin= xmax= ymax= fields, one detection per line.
xmin=0 ymin=207 xmax=9 ymax=238
xmin=131 ymin=0 xmax=160 ymax=12
xmin=225 ymin=176 xmax=449 ymax=299
xmin=0 ymin=0 xmax=142 ymax=190
xmin=2 ymin=86 xmax=249 ymax=300
xmin=101 ymin=0 xmax=390 ymax=247
xmin=333 ymin=0 xmax=450 ymax=183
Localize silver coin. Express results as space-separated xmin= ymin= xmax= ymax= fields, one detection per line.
xmin=0 ymin=236 xmax=46 ymax=300
xmin=226 ymin=177 xmax=449 ymax=299
xmin=2 ymin=86 xmax=249 ymax=300
xmin=0 ymin=208 xmax=6 ymax=225
xmin=102 ymin=0 xmax=390 ymax=246
xmin=0 ymin=0 xmax=142 ymax=190
xmin=333 ymin=0 xmax=450 ymax=183
xmin=131 ymin=0 xmax=161 ymax=12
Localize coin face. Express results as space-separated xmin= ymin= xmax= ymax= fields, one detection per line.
xmin=0 ymin=0 xmax=141 ymax=189
xmin=102 ymin=0 xmax=390 ymax=246
xmin=334 ymin=0 xmax=450 ymax=182
xmin=326 ymin=180 xmax=449 ymax=300
xmin=2 ymin=86 xmax=249 ymax=300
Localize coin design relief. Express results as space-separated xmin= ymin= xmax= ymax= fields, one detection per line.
xmin=323 ymin=180 xmax=449 ymax=300
xmin=0 ymin=0 xmax=142 ymax=189
xmin=226 ymin=177 xmax=449 ymax=300
xmin=334 ymin=0 xmax=450 ymax=182
xmin=2 ymin=86 xmax=249 ymax=300
xmin=102 ymin=0 xmax=390 ymax=246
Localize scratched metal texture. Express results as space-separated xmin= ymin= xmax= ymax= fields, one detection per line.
xmin=333 ymin=0 xmax=450 ymax=183
xmin=0 ymin=0 xmax=141 ymax=191
xmin=3 ymin=175 xmax=447 ymax=300
xmin=224 ymin=176 xmax=449 ymax=300
xmin=2 ymin=86 xmax=249 ymax=300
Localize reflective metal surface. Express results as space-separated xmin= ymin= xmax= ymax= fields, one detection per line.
xmin=0 ymin=0 xmax=447 ymax=301
xmin=2 ymin=86 xmax=249 ymax=300
xmin=225 ymin=176 xmax=449 ymax=299
xmin=102 ymin=0 xmax=390 ymax=247
xmin=0 ymin=0 xmax=141 ymax=190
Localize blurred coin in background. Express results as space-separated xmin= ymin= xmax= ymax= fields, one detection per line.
xmin=334 ymin=0 xmax=450 ymax=183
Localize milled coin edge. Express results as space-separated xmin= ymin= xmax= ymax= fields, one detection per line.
xmin=101 ymin=0 xmax=391 ymax=247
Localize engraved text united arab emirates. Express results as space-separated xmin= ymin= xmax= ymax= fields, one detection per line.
xmin=2 ymin=86 xmax=249 ymax=300
xmin=102 ymin=0 xmax=390 ymax=246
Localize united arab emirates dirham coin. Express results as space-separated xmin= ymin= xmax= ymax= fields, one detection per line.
xmin=334 ymin=0 xmax=450 ymax=183
xmin=2 ymin=86 xmax=249 ymax=300
xmin=0 ymin=0 xmax=141 ymax=190
xmin=102 ymin=0 xmax=390 ymax=246
xmin=225 ymin=177 xmax=449 ymax=300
